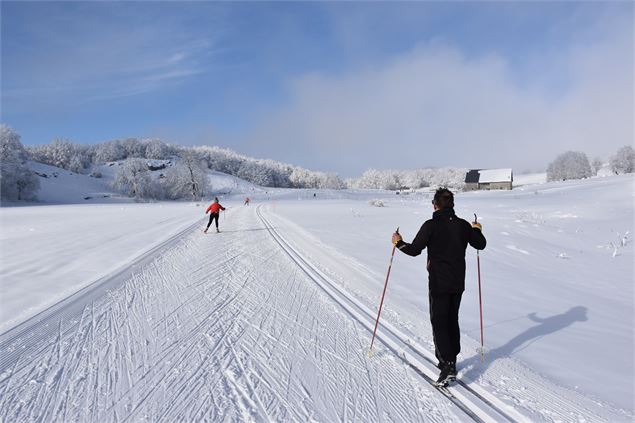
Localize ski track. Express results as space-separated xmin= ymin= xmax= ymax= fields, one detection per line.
xmin=262 ymin=206 xmax=634 ymax=423
xmin=0 ymin=206 xmax=462 ymax=422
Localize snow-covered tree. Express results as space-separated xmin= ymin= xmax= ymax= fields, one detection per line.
xmin=236 ymin=161 xmax=275 ymax=187
xmin=122 ymin=138 xmax=146 ymax=158
xmin=0 ymin=124 xmax=28 ymax=162
xmin=112 ymin=158 xmax=155 ymax=200
xmin=24 ymin=134 xmax=345 ymax=190
xmin=320 ymin=173 xmax=345 ymax=189
xmin=27 ymin=139 xmax=91 ymax=173
xmin=609 ymin=146 xmax=635 ymax=174
xmin=46 ymin=139 xmax=73 ymax=169
xmin=94 ymin=140 xmax=126 ymax=163
xmin=1 ymin=125 xmax=39 ymax=201
xmin=547 ymin=151 xmax=592 ymax=182
xmin=164 ymin=152 xmax=209 ymax=200
xmin=399 ymin=169 xmax=430 ymax=189
xmin=591 ymin=158 xmax=603 ymax=176
xmin=289 ymin=168 xmax=319 ymax=188
xmin=145 ymin=139 xmax=169 ymax=159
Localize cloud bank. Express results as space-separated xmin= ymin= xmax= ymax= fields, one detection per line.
xmin=248 ymin=16 xmax=633 ymax=176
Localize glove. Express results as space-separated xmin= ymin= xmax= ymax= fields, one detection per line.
xmin=392 ymin=232 xmax=402 ymax=246
xmin=471 ymin=222 xmax=482 ymax=231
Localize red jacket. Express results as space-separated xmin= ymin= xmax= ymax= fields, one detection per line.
xmin=206 ymin=202 xmax=225 ymax=214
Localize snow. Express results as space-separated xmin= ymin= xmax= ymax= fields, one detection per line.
xmin=270 ymin=174 xmax=634 ymax=413
xmin=0 ymin=170 xmax=633 ymax=421
xmin=513 ymin=172 xmax=547 ymax=186
xmin=0 ymin=202 xmax=209 ymax=332
xmin=478 ymin=168 xmax=513 ymax=183
xmin=27 ymin=161 xmax=127 ymax=204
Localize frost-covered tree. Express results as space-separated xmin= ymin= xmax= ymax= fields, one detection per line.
xmin=122 ymin=138 xmax=146 ymax=158
xmin=320 ymin=173 xmax=345 ymax=189
xmin=591 ymin=157 xmax=603 ymax=176
xmin=289 ymin=168 xmax=319 ymax=188
xmin=546 ymin=151 xmax=592 ymax=181
xmin=24 ymin=134 xmax=345 ymax=190
xmin=236 ymin=161 xmax=275 ymax=187
xmin=609 ymin=146 xmax=635 ymax=174
xmin=191 ymin=145 xmax=337 ymax=189
xmin=399 ymin=169 xmax=430 ymax=189
xmin=50 ymin=139 xmax=75 ymax=169
xmin=95 ymin=140 xmax=126 ymax=163
xmin=145 ymin=139 xmax=169 ymax=159
xmin=0 ymin=124 xmax=28 ymax=162
xmin=113 ymin=158 xmax=155 ymax=200
xmin=164 ymin=152 xmax=209 ymax=200
xmin=429 ymin=167 xmax=466 ymax=190
xmin=354 ymin=169 xmax=382 ymax=189
xmin=1 ymin=125 xmax=39 ymax=201
xmin=28 ymin=139 xmax=91 ymax=173
xmin=347 ymin=167 xmax=463 ymax=190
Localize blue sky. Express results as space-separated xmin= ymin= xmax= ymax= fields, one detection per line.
xmin=1 ymin=1 xmax=633 ymax=176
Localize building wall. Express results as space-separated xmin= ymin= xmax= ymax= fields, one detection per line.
xmin=480 ymin=182 xmax=512 ymax=190
xmin=464 ymin=183 xmax=480 ymax=191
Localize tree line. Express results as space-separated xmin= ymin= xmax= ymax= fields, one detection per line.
xmin=2 ymin=123 xmax=633 ymax=202
xmin=546 ymin=147 xmax=634 ymax=182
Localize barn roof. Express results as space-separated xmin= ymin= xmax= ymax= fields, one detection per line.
xmin=465 ymin=169 xmax=481 ymax=183
xmin=464 ymin=169 xmax=513 ymax=183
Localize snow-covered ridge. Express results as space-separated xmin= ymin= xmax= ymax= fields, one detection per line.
xmin=14 ymin=160 xmax=262 ymax=205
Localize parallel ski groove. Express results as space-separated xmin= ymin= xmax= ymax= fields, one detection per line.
xmin=0 ymin=218 xmax=203 ymax=373
xmin=2 ymin=206 xmax=461 ymax=422
xmin=256 ymin=204 xmax=522 ymax=423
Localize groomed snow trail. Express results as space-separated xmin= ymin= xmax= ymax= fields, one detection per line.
xmin=0 ymin=206 xmax=464 ymax=422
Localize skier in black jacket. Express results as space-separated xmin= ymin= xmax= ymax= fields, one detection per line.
xmin=392 ymin=188 xmax=486 ymax=386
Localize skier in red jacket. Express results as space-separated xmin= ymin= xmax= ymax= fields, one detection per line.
xmin=204 ymin=197 xmax=226 ymax=233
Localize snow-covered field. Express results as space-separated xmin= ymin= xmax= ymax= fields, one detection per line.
xmin=271 ymin=174 xmax=634 ymax=411
xmin=0 ymin=172 xmax=633 ymax=421
xmin=0 ymin=202 xmax=209 ymax=332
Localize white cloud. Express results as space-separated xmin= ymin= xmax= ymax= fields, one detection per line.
xmin=249 ymin=17 xmax=633 ymax=175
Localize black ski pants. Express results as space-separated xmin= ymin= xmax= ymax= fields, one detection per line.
xmin=206 ymin=212 xmax=219 ymax=230
xmin=429 ymin=291 xmax=463 ymax=364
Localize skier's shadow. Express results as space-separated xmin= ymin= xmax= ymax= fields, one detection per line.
xmin=460 ymin=306 xmax=588 ymax=380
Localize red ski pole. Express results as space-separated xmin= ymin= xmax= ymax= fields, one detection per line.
xmin=475 ymin=214 xmax=485 ymax=363
xmin=369 ymin=227 xmax=399 ymax=357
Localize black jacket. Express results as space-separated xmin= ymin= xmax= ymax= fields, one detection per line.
xmin=396 ymin=208 xmax=486 ymax=294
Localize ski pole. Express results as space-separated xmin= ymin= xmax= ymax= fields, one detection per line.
xmin=369 ymin=227 xmax=399 ymax=357
xmin=474 ymin=213 xmax=485 ymax=363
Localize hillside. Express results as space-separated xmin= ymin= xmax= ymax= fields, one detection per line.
xmin=23 ymin=160 xmax=264 ymax=205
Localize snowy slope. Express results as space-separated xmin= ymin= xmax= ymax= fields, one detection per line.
xmin=513 ymin=172 xmax=546 ymax=186
xmin=0 ymin=173 xmax=632 ymax=421
xmin=271 ymin=174 xmax=634 ymax=414
xmin=22 ymin=160 xmax=265 ymax=205
xmin=0 ymin=206 xmax=472 ymax=422
xmin=0 ymin=202 xmax=213 ymax=332
xmin=28 ymin=161 xmax=127 ymax=204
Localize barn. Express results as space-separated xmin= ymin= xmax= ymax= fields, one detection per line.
xmin=464 ymin=168 xmax=513 ymax=191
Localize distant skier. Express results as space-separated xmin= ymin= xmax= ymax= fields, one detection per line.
xmin=204 ymin=197 xmax=226 ymax=233
xmin=391 ymin=188 xmax=486 ymax=386
xmin=244 ymin=197 xmax=251 ymax=206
